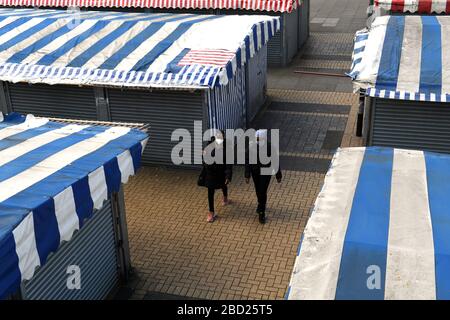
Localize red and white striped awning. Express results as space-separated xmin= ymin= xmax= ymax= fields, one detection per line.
xmin=375 ymin=0 xmax=450 ymax=13
xmin=0 ymin=0 xmax=301 ymax=13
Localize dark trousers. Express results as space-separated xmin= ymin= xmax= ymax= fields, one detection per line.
xmin=208 ymin=186 xmax=228 ymax=212
xmin=251 ymin=173 xmax=271 ymax=213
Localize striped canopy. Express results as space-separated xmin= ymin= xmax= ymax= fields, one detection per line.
xmin=0 ymin=0 xmax=301 ymax=13
xmin=0 ymin=113 xmax=148 ymax=299
xmin=375 ymin=0 xmax=450 ymax=13
xmin=350 ymin=15 xmax=450 ymax=102
xmin=0 ymin=8 xmax=279 ymax=89
xmin=287 ymin=147 xmax=450 ymax=300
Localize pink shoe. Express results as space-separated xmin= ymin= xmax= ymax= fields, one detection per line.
xmin=222 ymin=197 xmax=231 ymax=206
xmin=207 ymin=212 xmax=215 ymax=223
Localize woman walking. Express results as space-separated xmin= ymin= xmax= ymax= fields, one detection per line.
xmin=199 ymin=130 xmax=232 ymax=223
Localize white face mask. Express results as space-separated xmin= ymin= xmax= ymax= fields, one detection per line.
xmin=255 ymin=130 xmax=268 ymax=146
xmin=215 ymin=138 xmax=224 ymax=145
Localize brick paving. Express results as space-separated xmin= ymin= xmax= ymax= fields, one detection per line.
xmin=121 ymin=0 xmax=365 ymax=300
xmin=301 ymin=32 xmax=356 ymax=58
xmin=296 ymin=59 xmax=351 ymax=70
xmin=267 ymin=89 xmax=357 ymax=105
xmin=125 ymin=167 xmax=324 ymax=300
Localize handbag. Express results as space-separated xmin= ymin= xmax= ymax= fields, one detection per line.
xmin=197 ymin=165 xmax=206 ymax=187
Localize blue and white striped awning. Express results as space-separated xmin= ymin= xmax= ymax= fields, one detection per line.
xmin=349 ymin=15 xmax=450 ymax=102
xmin=0 ymin=8 xmax=279 ymax=89
xmin=287 ymin=147 xmax=450 ymax=300
xmin=0 ymin=113 xmax=148 ymax=299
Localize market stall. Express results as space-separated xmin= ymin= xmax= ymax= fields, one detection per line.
xmin=0 ymin=0 xmax=308 ymax=67
xmin=0 ymin=8 xmax=279 ymax=166
xmin=349 ymin=15 xmax=450 ymax=154
xmin=374 ymin=0 xmax=450 ymax=14
xmin=215 ymin=0 xmax=308 ymax=66
xmin=0 ymin=112 xmax=148 ymax=299
xmin=287 ymin=146 xmax=450 ymax=300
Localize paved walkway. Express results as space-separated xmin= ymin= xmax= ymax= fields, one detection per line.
xmin=121 ymin=0 xmax=365 ymax=300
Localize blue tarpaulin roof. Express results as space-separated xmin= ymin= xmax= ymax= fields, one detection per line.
xmin=0 ymin=113 xmax=148 ymax=299
xmin=349 ymin=15 xmax=450 ymax=102
xmin=0 ymin=8 xmax=279 ymax=89
xmin=288 ymin=147 xmax=450 ymax=300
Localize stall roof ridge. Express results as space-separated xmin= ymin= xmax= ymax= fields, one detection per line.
xmin=0 ymin=0 xmax=302 ymax=13
xmin=0 ymin=8 xmax=279 ymax=89
xmin=375 ymin=0 xmax=450 ymax=14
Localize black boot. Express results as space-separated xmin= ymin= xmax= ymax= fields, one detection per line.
xmin=256 ymin=203 xmax=262 ymax=214
xmin=258 ymin=212 xmax=266 ymax=224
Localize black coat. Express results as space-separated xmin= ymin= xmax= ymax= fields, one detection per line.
xmin=202 ymin=142 xmax=232 ymax=189
xmin=245 ymin=142 xmax=282 ymax=180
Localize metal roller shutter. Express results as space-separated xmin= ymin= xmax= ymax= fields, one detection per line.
xmin=266 ymin=11 xmax=298 ymax=67
xmin=246 ymin=45 xmax=267 ymax=123
xmin=267 ymin=28 xmax=284 ymax=67
xmin=21 ymin=200 xmax=120 ymax=300
xmin=285 ymin=10 xmax=299 ymax=64
xmin=7 ymin=83 xmax=97 ymax=120
xmin=108 ymin=88 xmax=205 ymax=166
xmin=370 ymin=99 xmax=450 ymax=154
xmin=298 ymin=0 xmax=310 ymax=50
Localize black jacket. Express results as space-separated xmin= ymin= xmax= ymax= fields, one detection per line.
xmin=202 ymin=142 xmax=232 ymax=189
xmin=245 ymin=142 xmax=282 ymax=180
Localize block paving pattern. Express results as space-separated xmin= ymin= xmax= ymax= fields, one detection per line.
xmin=301 ymin=32 xmax=355 ymax=59
xmin=125 ymin=167 xmax=324 ymax=300
xmin=267 ymin=89 xmax=357 ymax=106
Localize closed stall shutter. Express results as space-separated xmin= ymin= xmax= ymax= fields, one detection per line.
xmin=267 ymin=27 xmax=284 ymax=67
xmin=21 ymin=200 xmax=120 ymax=300
xmin=298 ymin=0 xmax=310 ymax=49
xmin=266 ymin=11 xmax=299 ymax=67
xmin=370 ymin=99 xmax=450 ymax=154
xmin=7 ymin=83 xmax=97 ymax=120
xmin=285 ymin=10 xmax=299 ymax=64
xmin=246 ymin=45 xmax=267 ymax=123
xmin=108 ymin=88 xmax=204 ymax=166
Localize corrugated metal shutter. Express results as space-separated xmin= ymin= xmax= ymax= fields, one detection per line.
xmin=21 ymin=200 xmax=120 ymax=300
xmin=267 ymin=26 xmax=284 ymax=67
xmin=246 ymin=45 xmax=267 ymax=123
xmin=298 ymin=0 xmax=309 ymax=49
xmin=7 ymin=83 xmax=97 ymax=120
xmin=108 ymin=88 xmax=204 ymax=166
xmin=285 ymin=10 xmax=298 ymax=64
xmin=370 ymin=99 xmax=450 ymax=154
xmin=267 ymin=11 xmax=298 ymax=67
